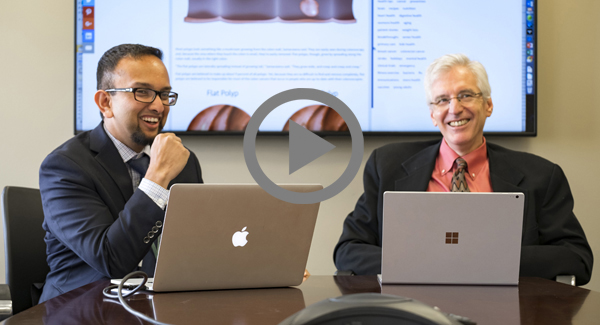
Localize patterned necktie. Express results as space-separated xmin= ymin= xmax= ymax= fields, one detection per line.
xmin=451 ymin=158 xmax=470 ymax=192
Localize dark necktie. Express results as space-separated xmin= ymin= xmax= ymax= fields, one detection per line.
xmin=127 ymin=154 xmax=150 ymax=177
xmin=451 ymin=158 xmax=470 ymax=192
xmin=128 ymin=154 xmax=158 ymax=275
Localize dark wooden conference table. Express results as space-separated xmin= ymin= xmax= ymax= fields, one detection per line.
xmin=2 ymin=276 xmax=598 ymax=324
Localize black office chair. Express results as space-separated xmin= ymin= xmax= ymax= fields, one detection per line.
xmin=1 ymin=186 xmax=50 ymax=316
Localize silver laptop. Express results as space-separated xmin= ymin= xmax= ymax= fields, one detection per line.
xmin=115 ymin=183 xmax=321 ymax=292
xmin=381 ymin=192 xmax=524 ymax=285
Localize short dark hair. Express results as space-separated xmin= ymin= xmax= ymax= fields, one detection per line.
xmin=96 ymin=44 xmax=163 ymax=90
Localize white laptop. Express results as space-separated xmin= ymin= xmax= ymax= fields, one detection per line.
xmin=381 ymin=192 xmax=524 ymax=285
xmin=113 ymin=183 xmax=321 ymax=292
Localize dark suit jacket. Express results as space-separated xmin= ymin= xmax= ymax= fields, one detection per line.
xmin=334 ymin=140 xmax=593 ymax=285
xmin=39 ymin=123 xmax=203 ymax=302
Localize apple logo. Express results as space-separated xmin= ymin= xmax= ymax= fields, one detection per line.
xmin=232 ymin=226 xmax=249 ymax=247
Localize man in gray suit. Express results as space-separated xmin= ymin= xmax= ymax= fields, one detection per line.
xmin=39 ymin=44 xmax=203 ymax=302
xmin=334 ymin=54 xmax=593 ymax=285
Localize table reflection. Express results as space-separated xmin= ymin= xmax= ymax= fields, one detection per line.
xmin=38 ymin=281 xmax=153 ymax=325
xmin=1 ymin=277 xmax=596 ymax=325
xmin=151 ymin=287 xmax=305 ymax=324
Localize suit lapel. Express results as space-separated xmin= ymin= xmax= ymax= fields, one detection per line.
xmin=89 ymin=123 xmax=134 ymax=201
xmin=394 ymin=141 xmax=440 ymax=191
xmin=487 ymin=146 xmax=530 ymax=236
xmin=488 ymin=146 xmax=525 ymax=192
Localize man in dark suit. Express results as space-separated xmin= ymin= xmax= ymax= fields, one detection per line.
xmin=39 ymin=44 xmax=203 ymax=302
xmin=334 ymin=54 xmax=593 ymax=285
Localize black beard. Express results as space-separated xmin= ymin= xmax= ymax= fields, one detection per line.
xmin=130 ymin=123 xmax=162 ymax=146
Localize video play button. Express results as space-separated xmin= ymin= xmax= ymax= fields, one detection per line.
xmin=243 ymin=88 xmax=364 ymax=204
xmin=288 ymin=120 xmax=335 ymax=174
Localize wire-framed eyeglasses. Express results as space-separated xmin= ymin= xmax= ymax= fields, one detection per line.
xmin=430 ymin=92 xmax=483 ymax=109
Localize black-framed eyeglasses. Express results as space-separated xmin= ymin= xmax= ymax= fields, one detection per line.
xmin=430 ymin=92 xmax=483 ymax=108
xmin=105 ymin=88 xmax=178 ymax=106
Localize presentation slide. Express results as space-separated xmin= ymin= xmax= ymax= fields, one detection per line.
xmin=76 ymin=0 xmax=534 ymax=134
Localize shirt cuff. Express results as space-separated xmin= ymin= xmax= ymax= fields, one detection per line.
xmin=138 ymin=178 xmax=169 ymax=210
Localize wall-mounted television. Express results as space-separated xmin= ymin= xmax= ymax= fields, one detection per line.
xmin=75 ymin=0 xmax=536 ymax=135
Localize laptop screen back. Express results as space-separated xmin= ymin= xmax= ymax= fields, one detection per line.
xmin=382 ymin=192 xmax=524 ymax=285
xmin=153 ymin=183 xmax=321 ymax=292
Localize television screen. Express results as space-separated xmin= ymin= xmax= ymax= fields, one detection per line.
xmin=75 ymin=0 xmax=536 ymax=135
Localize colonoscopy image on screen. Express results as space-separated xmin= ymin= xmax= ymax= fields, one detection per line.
xmin=184 ymin=0 xmax=356 ymax=23
xmin=75 ymin=0 xmax=536 ymax=135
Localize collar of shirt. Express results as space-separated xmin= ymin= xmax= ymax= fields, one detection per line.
xmin=437 ymin=137 xmax=488 ymax=180
xmin=103 ymin=123 xmax=151 ymax=163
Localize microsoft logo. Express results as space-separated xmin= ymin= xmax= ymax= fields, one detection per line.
xmin=445 ymin=232 xmax=459 ymax=244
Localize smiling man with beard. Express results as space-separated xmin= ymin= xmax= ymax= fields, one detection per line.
xmin=38 ymin=44 xmax=203 ymax=302
xmin=334 ymin=54 xmax=593 ymax=285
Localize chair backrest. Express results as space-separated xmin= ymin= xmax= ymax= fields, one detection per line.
xmin=1 ymin=186 xmax=50 ymax=314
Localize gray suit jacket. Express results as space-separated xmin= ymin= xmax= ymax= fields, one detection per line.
xmin=334 ymin=140 xmax=593 ymax=285
xmin=39 ymin=123 xmax=203 ymax=302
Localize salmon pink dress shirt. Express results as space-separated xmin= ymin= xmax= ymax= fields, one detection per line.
xmin=427 ymin=137 xmax=493 ymax=192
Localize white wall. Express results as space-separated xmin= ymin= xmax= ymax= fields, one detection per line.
xmin=1 ymin=0 xmax=599 ymax=291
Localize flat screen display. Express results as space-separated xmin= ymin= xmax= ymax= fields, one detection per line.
xmin=75 ymin=0 xmax=536 ymax=135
